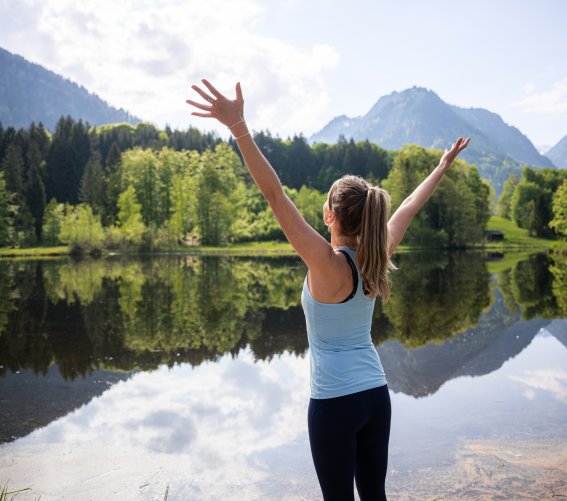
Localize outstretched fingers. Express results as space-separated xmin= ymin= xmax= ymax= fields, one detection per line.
xmin=457 ymin=137 xmax=471 ymax=153
xmin=191 ymin=84 xmax=215 ymax=103
xmin=188 ymin=79 xmax=245 ymax=127
xmin=191 ymin=112 xmax=215 ymax=118
xmin=202 ymin=79 xmax=223 ymax=99
xmin=235 ymin=82 xmax=243 ymax=101
xmin=186 ymin=99 xmax=212 ymax=111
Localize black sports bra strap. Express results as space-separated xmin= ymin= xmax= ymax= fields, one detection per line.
xmin=337 ymin=249 xmax=358 ymax=303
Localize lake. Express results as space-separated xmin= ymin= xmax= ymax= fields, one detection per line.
xmin=0 ymin=252 xmax=566 ymax=500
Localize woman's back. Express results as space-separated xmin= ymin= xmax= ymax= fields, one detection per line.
xmin=301 ymin=245 xmax=388 ymax=399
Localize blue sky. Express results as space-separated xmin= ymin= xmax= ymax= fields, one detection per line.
xmin=1 ymin=0 xmax=566 ymax=146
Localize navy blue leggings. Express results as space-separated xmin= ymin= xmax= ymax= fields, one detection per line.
xmin=308 ymin=385 xmax=391 ymax=501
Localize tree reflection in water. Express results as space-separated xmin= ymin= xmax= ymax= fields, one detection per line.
xmin=0 ymin=252 xmax=566 ymax=381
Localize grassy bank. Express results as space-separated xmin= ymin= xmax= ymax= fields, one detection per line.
xmin=0 ymin=217 xmax=559 ymax=258
xmin=482 ymin=216 xmax=552 ymax=250
xmin=0 ymin=242 xmax=298 ymax=258
xmin=0 ymin=245 xmax=69 ymax=258
xmin=0 ymin=241 xmax=422 ymax=258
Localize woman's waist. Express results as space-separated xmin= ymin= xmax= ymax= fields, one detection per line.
xmin=308 ymin=333 xmax=375 ymax=351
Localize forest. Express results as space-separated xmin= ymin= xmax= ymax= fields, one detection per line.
xmin=0 ymin=117 xmax=566 ymax=253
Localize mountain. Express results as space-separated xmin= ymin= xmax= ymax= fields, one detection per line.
xmin=311 ymin=87 xmax=556 ymax=194
xmin=546 ymin=135 xmax=567 ymax=168
xmin=0 ymin=365 xmax=132 ymax=443
xmin=0 ymin=47 xmax=139 ymax=130
xmin=379 ymin=289 xmax=550 ymax=398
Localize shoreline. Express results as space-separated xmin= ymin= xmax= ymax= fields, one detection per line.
xmin=0 ymin=241 xmax=558 ymax=259
xmin=1 ymin=437 xmax=565 ymax=500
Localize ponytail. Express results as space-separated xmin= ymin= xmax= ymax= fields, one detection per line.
xmin=357 ymin=187 xmax=397 ymax=302
xmin=329 ymin=175 xmax=396 ymax=302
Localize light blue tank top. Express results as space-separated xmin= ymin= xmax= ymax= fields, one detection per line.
xmin=301 ymin=246 xmax=388 ymax=399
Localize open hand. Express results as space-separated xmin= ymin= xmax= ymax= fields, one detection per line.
xmin=440 ymin=137 xmax=471 ymax=166
xmin=186 ymin=79 xmax=244 ymax=128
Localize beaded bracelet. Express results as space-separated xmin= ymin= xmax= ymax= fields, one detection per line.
xmin=228 ymin=119 xmax=245 ymax=129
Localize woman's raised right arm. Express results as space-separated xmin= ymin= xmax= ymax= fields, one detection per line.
xmin=387 ymin=137 xmax=470 ymax=255
xmin=186 ymin=79 xmax=335 ymax=271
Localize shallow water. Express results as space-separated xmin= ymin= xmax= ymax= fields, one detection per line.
xmin=1 ymin=252 xmax=566 ymax=499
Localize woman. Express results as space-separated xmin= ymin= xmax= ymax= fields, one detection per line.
xmin=186 ymin=80 xmax=470 ymax=501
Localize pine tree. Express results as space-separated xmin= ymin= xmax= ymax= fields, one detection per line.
xmin=1 ymin=143 xmax=25 ymax=196
xmin=79 ymin=152 xmax=106 ymax=215
xmin=105 ymin=142 xmax=122 ymax=173
xmin=1 ymin=143 xmax=34 ymax=244
xmin=24 ymin=142 xmax=47 ymax=240
xmin=0 ymin=171 xmax=17 ymax=246
xmin=45 ymin=116 xmax=91 ymax=204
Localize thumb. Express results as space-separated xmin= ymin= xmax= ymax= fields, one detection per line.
xmin=235 ymin=82 xmax=243 ymax=101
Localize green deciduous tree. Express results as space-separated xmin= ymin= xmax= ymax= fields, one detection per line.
xmin=383 ymin=146 xmax=489 ymax=248
xmin=115 ymin=185 xmax=146 ymax=247
xmin=168 ymin=171 xmax=196 ymax=242
xmin=549 ymin=179 xmax=567 ymax=237
xmin=290 ymin=185 xmax=327 ymax=235
xmin=511 ymin=181 xmax=546 ymax=237
xmin=41 ymin=198 xmax=67 ymax=245
xmin=510 ymin=167 xmax=567 ymax=237
xmin=497 ymin=173 xmax=519 ymax=219
xmin=119 ymin=148 xmax=159 ymax=226
xmin=59 ymin=204 xmax=105 ymax=255
xmin=195 ymin=144 xmax=246 ymax=245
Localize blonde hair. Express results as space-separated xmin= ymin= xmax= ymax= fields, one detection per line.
xmin=328 ymin=175 xmax=397 ymax=302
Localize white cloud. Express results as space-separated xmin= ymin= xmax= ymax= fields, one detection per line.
xmin=3 ymin=349 xmax=314 ymax=498
xmin=522 ymin=82 xmax=536 ymax=93
xmin=0 ymin=0 xmax=340 ymax=136
xmin=515 ymin=78 xmax=567 ymax=114
xmin=509 ymin=368 xmax=567 ymax=403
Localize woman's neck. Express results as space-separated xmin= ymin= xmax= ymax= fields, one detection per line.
xmin=331 ymin=233 xmax=358 ymax=250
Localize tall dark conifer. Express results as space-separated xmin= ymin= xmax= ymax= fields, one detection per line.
xmin=0 ymin=171 xmax=16 ymax=245
xmin=103 ymin=142 xmax=122 ymax=224
xmin=45 ymin=116 xmax=91 ymax=204
xmin=1 ymin=143 xmax=35 ymax=243
xmin=25 ymin=142 xmax=47 ymax=240
xmin=105 ymin=142 xmax=122 ymax=173
xmin=80 ymin=152 xmax=106 ymax=215
xmin=1 ymin=143 xmax=25 ymax=196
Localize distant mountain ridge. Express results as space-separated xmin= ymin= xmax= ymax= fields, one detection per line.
xmin=0 ymin=47 xmax=139 ymax=130
xmin=311 ymin=87 xmax=556 ymax=194
xmin=546 ymin=134 xmax=567 ymax=168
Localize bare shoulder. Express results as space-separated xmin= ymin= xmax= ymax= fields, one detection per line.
xmin=307 ymin=249 xmax=355 ymax=303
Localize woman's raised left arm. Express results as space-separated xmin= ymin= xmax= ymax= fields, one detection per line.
xmin=387 ymin=137 xmax=471 ymax=255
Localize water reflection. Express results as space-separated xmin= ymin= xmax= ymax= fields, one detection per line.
xmin=1 ymin=325 xmax=566 ymax=500
xmin=11 ymin=352 xmax=315 ymax=500
xmin=2 ymin=252 xmax=567 ymax=379
xmin=1 ymin=254 xmax=567 ymax=434
xmin=1 ymin=252 xmax=567 ymax=499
